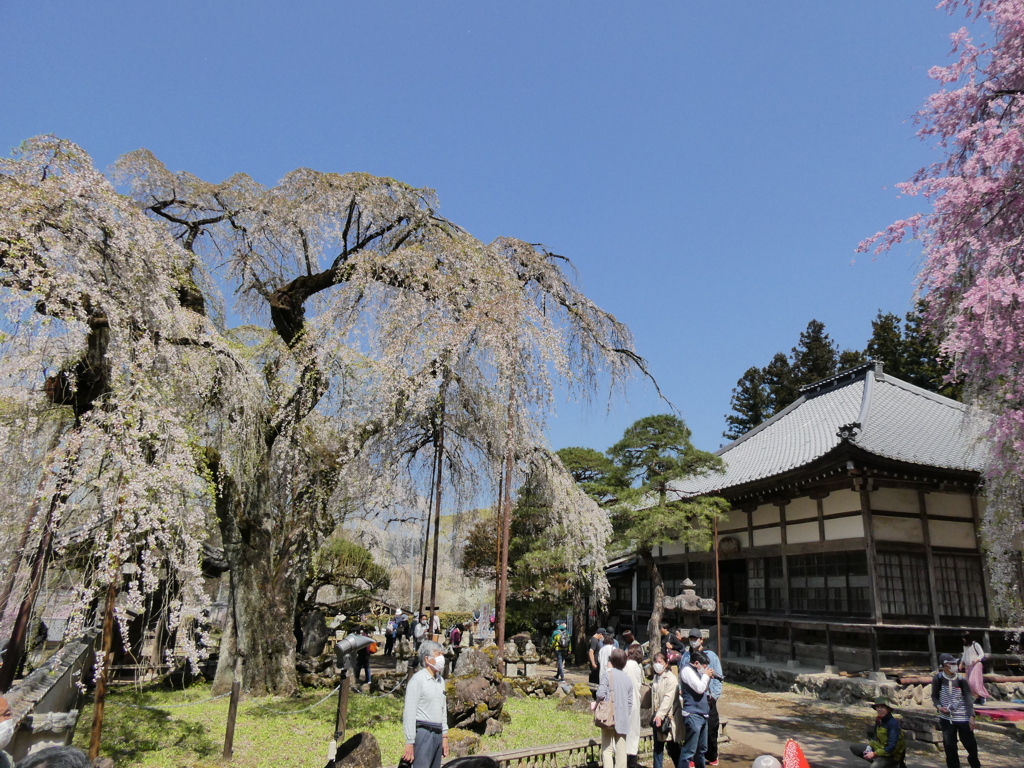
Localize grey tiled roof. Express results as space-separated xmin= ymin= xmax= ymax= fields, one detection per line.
xmin=672 ymin=362 xmax=989 ymax=497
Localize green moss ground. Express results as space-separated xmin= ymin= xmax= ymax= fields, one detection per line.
xmin=72 ymin=684 xmax=594 ymax=767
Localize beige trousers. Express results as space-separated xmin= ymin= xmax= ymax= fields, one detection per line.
xmin=600 ymin=727 xmax=627 ymax=768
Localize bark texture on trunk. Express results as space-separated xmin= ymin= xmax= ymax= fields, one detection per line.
xmin=641 ymin=548 xmax=665 ymax=661
xmin=212 ymin=457 xmax=303 ymax=696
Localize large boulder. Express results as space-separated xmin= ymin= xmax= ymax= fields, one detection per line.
xmin=454 ymin=648 xmax=495 ymax=678
xmin=446 ymin=729 xmax=482 ymax=758
xmin=332 ymin=731 xmax=381 ymax=768
xmin=445 ymin=650 xmax=508 ymax=736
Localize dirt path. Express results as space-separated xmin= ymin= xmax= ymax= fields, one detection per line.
xmin=717 ymin=684 xmax=1022 ymax=768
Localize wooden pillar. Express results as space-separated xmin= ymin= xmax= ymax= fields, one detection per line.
xmin=777 ymin=500 xmax=791 ymax=615
xmin=928 ymin=628 xmax=938 ymax=671
xmin=755 ymin=622 xmax=763 ymax=658
xmin=919 ymin=490 xmax=941 ymax=627
xmin=869 ymin=626 xmax=881 ymax=672
xmin=859 ymin=486 xmax=884 ymax=624
xmin=970 ymin=494 xmax=994 ymax=621
xmin=825 ymin=624 xmax=835 ymax=667
xmin=746 ymin=509 xmax=754 ymax=549
xmin=816 ymin=497 xmax=826 ymax=542
xmin=787 ymin=622 xmax=796 ymax=662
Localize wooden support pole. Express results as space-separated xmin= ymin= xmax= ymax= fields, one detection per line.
xmin=428 ymin=423 xmax=445 ymax=634
xmin=495 ymin=443 xmax=513 ymax=674
xmin=223 ymin=657 xmax=241 ymax=759
xmin=869 ymin=627 xmax=881 ymax=672
xmin=918 ymin=490 xmax=941 ymax=627
xmin=928 ymin=628 xmax=938 ymax=671
xmin=714 ymin=517 xmax=722 ymax=656
xmin=826 ymin=624 xmax=835 ymax=667
xmin=858 ymin=485 xmax=884 ymax=625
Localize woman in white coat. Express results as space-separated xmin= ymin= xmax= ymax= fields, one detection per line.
xmin=623 ymin=644 xmax=645 ymax=768
xmin=651 ymin=652 xmax=683 ymax=768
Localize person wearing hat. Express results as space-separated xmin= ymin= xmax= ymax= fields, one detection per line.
xmin=682 ymin=629 xmax=723 ymax=766
xmin=551 ymin=620 xmax=570 ymax=682
xmin=931 ymin=653 xmax=980 ymax=768
xmin=848 ymin=696 xmax=906 ymax=767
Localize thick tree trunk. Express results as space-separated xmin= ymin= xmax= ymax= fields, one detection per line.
xmin=211 ymin=590 xmax=236 ymax=695
xmin=571 ymin=586 xmax=587 ymax=666
xmin=212 ymin=456 xmax=304 ymax=696
xmin=640 ymin=547 xmax=665 ymax=661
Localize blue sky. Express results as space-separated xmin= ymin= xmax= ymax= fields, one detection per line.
xmin=1 ymin=1 xmax=972 ymax=454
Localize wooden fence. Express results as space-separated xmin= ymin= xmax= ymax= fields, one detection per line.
xmin=463 ymin=732 xmax=654 ymax=768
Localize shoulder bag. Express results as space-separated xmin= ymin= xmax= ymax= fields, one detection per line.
xmin=593 ymin=675 xmax=616 ymax=728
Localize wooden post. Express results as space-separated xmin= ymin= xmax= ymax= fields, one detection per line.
xmin=869 ymin=627 xmax=881 ymax=672
xmin=928 ymin=628 xmax=938 ymax=671
xmin=495 ymin=438 xmax=514 ymax=674
xmin=755 ymin=622 xmax=762 ymax=658
xmin=858 ymin=486 xmax=884 ymax=624
xmin=918 ymin=490 xmax=941 ymax=626
xmin=88 ymin=578 xmax=119 ymax=761
xmin=777 ymin=501 xmax=790 ymax=615
xmin=428 ymin=423 xmax=445 ymax=633
xmin=825 ymin=624 xmax=835 ymax=667
xmin=223 ymin=657 xmax=242 ymax=759
xmin=334 ymin=665 xmax=351 ymax=744
xmin=788 ymin=623 xmax=796 ymax=662
xmin=714 ymin=517 xmax=722 ymax=656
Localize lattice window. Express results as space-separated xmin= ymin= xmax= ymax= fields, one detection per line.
xmin=878 ymin=551 xmax=931 ymax=617
xmin=934 ymin=554 xmax=986 ymax=619
xmin=788 ymin=551 xmax=870 ymax=616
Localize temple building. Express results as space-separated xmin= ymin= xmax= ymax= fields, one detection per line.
xmin=607 ymin=361 xmax=1022 ymax=671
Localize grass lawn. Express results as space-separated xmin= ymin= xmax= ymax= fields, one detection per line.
xmin=72 ymin=683 xmax=595 ymax=768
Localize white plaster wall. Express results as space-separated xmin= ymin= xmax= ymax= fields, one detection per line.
xmin=753 ymin=527 xmax=782 ymax=546
xmin=786 ymin=496 xmax=817 ymax=521
xmin=786 ymin=521 xmax=819 ymax=544
xmin=822 ymin=489 xmax=861 ymax=516
xmin=719 ymin=509 xmax=747 ymax=533
xmin=752 ymin=504 xmax=779 ymax=526
xmin=873 ymin=515 xmax=924 ymax=543
xmin=929 ymin=519 xmax=978 ymax=548
xmin=926 ymin=492 xmax=974 ymax=519
xmin=824 ymin=515 xmax=864 ymax=540
xmin=660 ymin=542 xmax=687 ymax=556
xmin=870 ymin=487 xmax=919 ymax=514
xmin=718 ymin=530 xmax=750 ymax=548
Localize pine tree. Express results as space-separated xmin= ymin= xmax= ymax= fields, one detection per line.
xmin=607 ymin=415 xmax=727 ymax=658
xmin=723 ymin=366 xmax=771 ymax=440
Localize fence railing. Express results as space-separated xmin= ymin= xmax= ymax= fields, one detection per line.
xmin=462 ymin=732 xmax=653 ymax=768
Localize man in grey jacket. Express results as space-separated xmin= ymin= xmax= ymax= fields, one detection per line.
xmin=402 ymin=641 xmax=449 ymax=768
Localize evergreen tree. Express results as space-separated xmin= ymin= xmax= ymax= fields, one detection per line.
xmin=866 ymin=311 xmax=905 ymax=376
xmin=838 ymin=348 xmax=868 ymax=370
xmin=557 ymin=446 xmax=618 ymax=504
xmin=607 ymin=415 xmax=728 ymax=657
xmin=723 ymin=366 xmax=771 ymax=440
xmin=901 ymin=310 xmax=962 ymax=400
xmin=763 ymin=352 xmax=799 ymax=415
xmin=791 ymin=319 xmax=838 ymax=387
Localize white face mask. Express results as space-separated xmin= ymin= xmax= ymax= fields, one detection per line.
xmin=429 ymin=655 xmax=445 ymax=673
xmin=689 ymin=639 xmax=700 ymax=649
xmin=0 ymin=718 xmax=14 ymax=750
xmin=653 ymin=663 xmax=666 ymax=675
